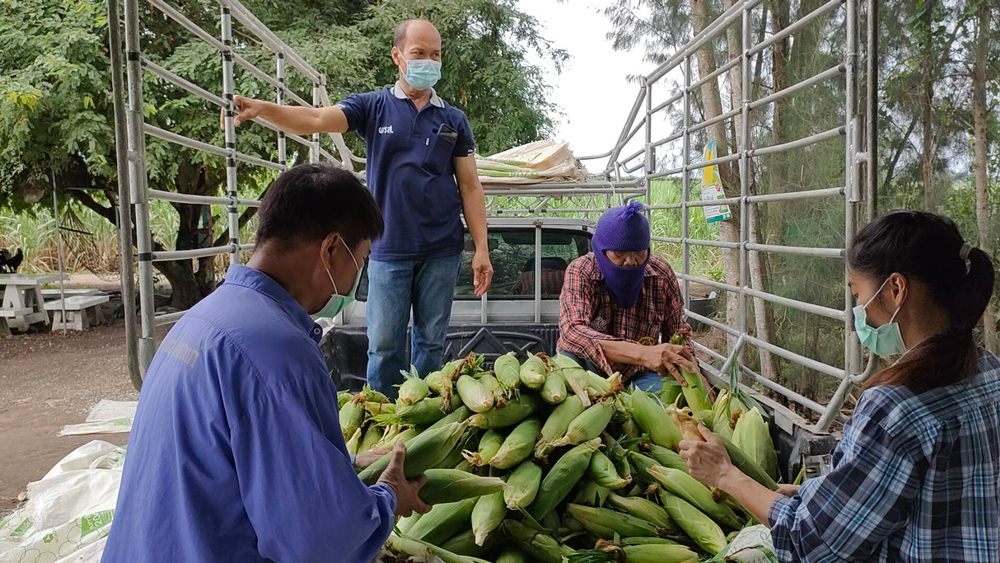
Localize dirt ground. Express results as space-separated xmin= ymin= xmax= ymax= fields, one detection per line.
xmin=0 ymin=321 xmax=149 ymax=512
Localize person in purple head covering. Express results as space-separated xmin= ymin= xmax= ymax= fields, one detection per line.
xmin=556 ymin=200 xmax=705 ymax=392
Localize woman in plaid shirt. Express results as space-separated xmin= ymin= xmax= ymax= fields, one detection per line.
xmin=681 ymin=211 xmax=999 ymax=562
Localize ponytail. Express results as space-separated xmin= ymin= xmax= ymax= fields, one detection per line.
xmin=849 ymin=211 xmax=997 ymax=391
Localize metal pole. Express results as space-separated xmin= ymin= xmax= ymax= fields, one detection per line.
xmin=220 ymin=6 xmax=239 ymax=265
xmin=866 ymin=0 xmax=878 ymax=220
xmin=534 ymin=221 xmax=542 ymax=324
xmin=106 ymin=0 xmax=142 ymax=388
xmin=643 ymin=78 xmax=652 ymax=224
xmin=737 ymin=5 xmax=750 ymax=362
xmin=277 ymin=53 xmax=287 ymax=170
xmin=123 ymin=0 xmax=157 ymax=372
xmin=50 ymin=172 xmax=67 ymax=335
xmin=311 ymin=81 xmax=320 ymax=163
xmin=681 ymin=55 xmax=691 ymax=311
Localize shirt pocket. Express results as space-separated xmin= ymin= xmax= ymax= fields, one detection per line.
xmin=423 ymin=124 xmax=458 ymax=175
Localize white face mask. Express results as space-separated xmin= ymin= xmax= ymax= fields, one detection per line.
xmin=853 ymin=277 xmax=906 ymax=357
xmin=313 ymin=238 xmax=362 ymax=319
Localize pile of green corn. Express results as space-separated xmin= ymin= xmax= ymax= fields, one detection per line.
xmin=340 ymin=344 xmax=781 ymax=563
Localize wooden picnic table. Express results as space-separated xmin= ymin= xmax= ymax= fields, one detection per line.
xmin=1 ymin=274 xmax=58 ymax=333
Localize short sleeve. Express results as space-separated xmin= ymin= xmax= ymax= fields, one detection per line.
xmin=453 ymin=112 xmax=475 ymax=157
xmin=336 ymin=91 xmax=379 ymax=134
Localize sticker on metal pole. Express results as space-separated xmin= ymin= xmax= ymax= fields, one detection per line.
xmin=700 ymin=140 xmax=733 ymax=223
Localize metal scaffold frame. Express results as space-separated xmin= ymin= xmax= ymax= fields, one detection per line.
xmin=111 ymin=0 xmax=357 ymax=383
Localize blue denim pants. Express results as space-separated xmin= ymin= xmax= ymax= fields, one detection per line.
xmin=366 ymin=254 xmax=461 ymax=399
xmin=556 ymin=350 xmax=667 ymax=392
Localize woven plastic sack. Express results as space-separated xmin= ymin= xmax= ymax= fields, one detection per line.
xmin=476 ymin=139 xmax=587 ymax=185
xmin=707 ymin=525 xmax=778 ymax=563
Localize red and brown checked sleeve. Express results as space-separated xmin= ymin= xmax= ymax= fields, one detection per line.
xmin=658 ymin=262 xmax=697 ymax=359
xmin=558 ymin=259 xmax=620 ymax=376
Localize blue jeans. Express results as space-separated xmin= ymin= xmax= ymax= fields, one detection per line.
xmin=556 ymin=350 xmax=666 ymax=393
xmin=366 ymin=254 xmax=461 ymax=399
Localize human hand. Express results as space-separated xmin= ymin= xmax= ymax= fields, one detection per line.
xmin=220 ymin=95 xmax=261 ymax=130
xmin=376 ymin=442 xmax=431 ymax=517
xmin=645 ymin=343 xmax=697 ymax=385
xmin=472 ymin=249 xmax=494 ymax=297
xmin=678 ymin=425 xmax=735 ymax=489
xmin=776 ymin=484 xmax=800 ymax=497
xmin=354 ymin=448 xmax=388 ymax=470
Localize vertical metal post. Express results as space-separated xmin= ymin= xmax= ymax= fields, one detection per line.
xmin=220 ymin=6 xmax=239 ymax=264
xmin=311 ymin=81 xmax=320 ymax=163
xmin=276 ymin=53 xmax=287 ymax=169
xmin=643 ymin=78 xmax=653 ymax=222
xmin=866 ymin=0 xmax=878 ymax=220
xmin=534 ymin=221 xmax=542 ymax=324
xmin=123 ymin=0 xmax=156 ymax=372
xmin=843 ymin=0 xmax=862 ymax=409
xmin=50 ymin=174 xmax=67 ymax=335
xmin=681 ymin=55 xmax=691 ymax=311
xmin=738 ymin=5 xmax=750 ymax=353
xmin=106 ymin=0 xmax=142 ymax=388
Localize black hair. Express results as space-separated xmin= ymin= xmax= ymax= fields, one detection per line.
xmin=848 ymin=210 xmax=996 ymax=390
xmin=256 ymin=162 xmax=383 ymax=250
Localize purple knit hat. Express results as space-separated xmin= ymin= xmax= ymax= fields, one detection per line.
xmin=592 ymin=201 xmax=650 ymax=308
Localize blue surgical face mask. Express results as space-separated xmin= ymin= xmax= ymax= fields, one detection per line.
xmin=314 ymin=239 xmax=362 ymax=319
xmin=401 ymin=57 xmax=442 ymax=91
xmin=853 ymin=277 xmax=906 ymax=357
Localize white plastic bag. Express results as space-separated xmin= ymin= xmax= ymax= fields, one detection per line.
xmin=708 ymin=525 xmax=779 ymax=563
xmin=58 ymin=401 xmax=137 ymax=436
xmin=0 ymin=510 xmax=113 ymax=563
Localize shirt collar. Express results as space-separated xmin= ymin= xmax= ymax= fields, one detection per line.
xmin=393 ymin=81 xmax=444 ymax=108
xmin=224 ymin=264 xmax=324 ymax=342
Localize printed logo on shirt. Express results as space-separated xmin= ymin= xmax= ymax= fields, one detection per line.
xmin=378 ymin=125 xmax=394 ymax=135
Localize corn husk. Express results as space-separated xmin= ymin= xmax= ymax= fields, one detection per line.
xmin=566 ymin=504 xmax=665 ymax=539
xmin=489 ymin=417 xmax=542 ymax=469
xmin=504 ymin=460 xmax=543 ymax=509
xmin=587 ymin=449 xmax=630 ymax=490
xmin=644 ymin=443 xmax=689 ymax=473
xmin=501 ymin=520 xmax=564 ymax=563
xmin=427 ymin=405 xmax=473 ymax=432
xmin=540 ymin=367 xmax=569 ymax=404
xmin=647 ymin=466 xmax=742 ymax=530
xmin=440 ymin=529 xmax=501 ymax=558
xmin=339 ymin=398 xmax=365 ymax=442
xmin=345 ymin=426 xmax=362 ymax=456
xmin=529 ymin=438 xmax=602 ymax=520
xmin=386 ymin=533 xmax=491 ymax=563
xmin=398 ymin=365 xmax=430 ymax=405
xmin=456 ymin=374 xmax=494 ymax=413
xmin=494 ymin=352 xmax=522 ymax=392
xmin=732 ymin=407 xmax=780 ymax=482
xmin=519 ymin=353 xmax=548 ymax=389
xmin=418 ymin=468 xmax=506 ymax=505
xmin=398 ymin=394 xmax=463 ymax=425
xmin=606 ymin=492 xmax=677 ymax=533
xmin=630 ymin=389 xmax=681 ymax=449
xmin=357 ymin=421 xmax=468 ymax=484
xmin=478 ymin=372 xmax=508 ymax=408
xmin=468 ymin=393 xmax=541 ymax=429
xmin=622 ymin=544 xmax=700 ymax=563
xmin=551 ymin=400 xmax=615 ymax=448
xmin=534 ymin=395 xmax=585 ymax=461
xmin=407 ymin=498 xmax=478 ymax=545
xmin=462 ymin=429 xmax=504 ymax=467
xmin=551 ymin=353 xmax=593 ymax=406
xmin=358 ymin=424 xmax=383 ymax=453
xmin=495 ymin=550 xmax=528 ymax=563
xmin=656 ymin=489 xmax=727 ymax=555
xmin=669 ymin=332 xmax=711 ymax=413
xmin=471 ymin=491 xmax=507 ymax=546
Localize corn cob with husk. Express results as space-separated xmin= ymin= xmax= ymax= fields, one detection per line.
xmin=566 ymin=504 xmax=667 ymax=539
xmin=504 ymin=460 xmax=542 ymax=509
xmin=467 ymin=393 xmax=541 ymax=429
xmin=339 ymin=396 xmax=365 ymax=442
xmin=529 ymin=437 xmax=603 ymax=520
xmin=427 ymin=405 xmax=473 ymax=431
xmin=667 ymin=405 xmax=706 ymax=443
xmin=656 ymin=489 xmax=728 ymax=555
xmin=534 ymin=395 xmax=585 ymax=461
xmin=456 ymin=374 xmax=494 ymax=413
xmin=711 ymin=388 xmax=745 ymax=441
xmin=398 ymin=364 xmax=430 ymax=405
xmin=462 ymin=429 xmax=504 ymax=466
xmin=647 ymin=466 xmax=742 ymax=530
xmin=478 ymin=372 xmax=508 ymax=408
xmin=606 ymin=492 xmax=677 ymax=533
xmin=495 ymin=549 xmax=528 ymax=563
xmin=584 ymin=370 xmax=614 ymax=397
xmin=550 ymin=353 xmax=593 ymax=406
xmin=669 ymin=332 xmax=712 ymax=413
xmin=540 ymin=367 xmax=568 ymax=404
xmin=386 ymin=533 xmax=491 ymax=563
xmin=471 ymin=490 xmax=507 ymax=546
xmin=345 ymin=426 xmax=363 ymax=456
xmin=426 ymin=357 xmax=468 ymax=409
xmin=397 ymin=394 xmax=463 ymax=425
xmin=630 ymin=389 xmax=682 ymax=450
xmin=358 ymin=424 xmax=383 ymax=453
xmin=489 ymin=417 xmax=542 ymax=469
xmin=733 ymin=406 xmax=780 ymax=481
xmin=659 ymin=380 xmax=683 ymax=409
xmin=623 ymin=544 xmax=700 ymax=563
xmin=397 ymin=512 xmax=422 ymax=535
xmin=418 ymin=469 xmax=506 ymax=504
xmin=519 ymin=353 xmax=548 ymax=389
xmin=493 ymin=352 xmax=522 ymax=393
xmin=407 ymin=497 xmax=478 ymax=545
xmin=619 ymin=537 xmax=685 ymax=546
xmin=625 ymin=450 xmax=659 ymax=483
xmin=357 ymin=421 xmax=468 ymax=484
xmin=501 ymin=520 xmax=565 ymax=563
xmin=587 ymin=449 xmax=630 ymax=490
xmin=337 ymin=390 xmax=352 ymax=409
xmin=440 ymin=528 xmax=503 ymax=558
xmin=550 ymin=399 xmax=616 ymax=448
xmin=571 ymin=479 xmax=610 ymax=507
xmin=374 ymin=425 xmax=418 ymax=451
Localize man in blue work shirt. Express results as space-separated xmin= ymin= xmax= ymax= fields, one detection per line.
xmin=231 ymin=18 xmax=494 ymax=398
xmin=102 ymin=163 xmax=430 ymax=562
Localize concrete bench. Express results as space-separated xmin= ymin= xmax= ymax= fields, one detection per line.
xmin=41 ymin=288 xmax=100 ymax=299
xmin=0 ymin=307 xmax=32 ymax=336
xmin=44 ymin=295 xmax=110 ymax=331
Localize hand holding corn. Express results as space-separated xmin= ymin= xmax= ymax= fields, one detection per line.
xmin=677 ymin=424 xmax=733 ymax=489
xmin=355 ymin=447 xmax=389 ymax=470
xmin=376 ymin=442 xmax=432 ymax=518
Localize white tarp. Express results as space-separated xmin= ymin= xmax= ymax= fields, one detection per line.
xmin=58 ymin=400 xmax=137 ymax=436
xmin=476 ymin=139 xmax=588 ymax=185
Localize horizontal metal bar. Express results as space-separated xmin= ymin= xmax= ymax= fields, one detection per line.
xmin=743 ymin=333 xmax=845 ymax=379
xmin=647 ymin=166 xmax=684 ymax=180
xmin=651 ymin=130 xmax=683 ymax=150
xmin=148 ymin=0 xmax=224 ymax=51
xmin=318 ymin=148 xmax=337 ymax=162
xmin=748 ymin=0 xmax=843 ymax=58
xmin=678 ymin=273 xmax=738 ymax=294
xmin=144 ymin=124 xmax=228 ymax=157
xmin=148 ymin=189 xmax=233 ymax=206
xmin=750 ymin=65 xmax=845 ymax=110
xmin=624 ymin=161 xmax=644 ymax=174
xmin=281 ymin=87 xmax=312 ymax=109
xmin=652 ymin=236 xmax=740 ymax=250
xmin=577 ymin=149 xmax=615 ymax=161
xmin=621 ymin=147 xmax=645 ymax=166
xmin=748 ymin=126 xmax=845 ymax=157
xmin=746 ymin=242 xmax=844 ymax=258
xmin=235 ymin=197 xmax=261 ymax=207
xmin=238 ymin=243 xmax=255 ymax=252
xmin=646 ymin=203 xmax=683 ymax=210
xmin=236 ymin=151 xmax=285 ymax=171
xmin=689 ymin=54 xmax=741 ymax=92
xmin=284 ymin=131 xmax=313 ymax=148
xmin=482 ymin=181 xmax=641 ymax=192
xmin=151 ymin=245 xmax=236 ymax=261
xmin=154 ymin=310 xmax=186 ymax=326
xmin=650 ymin=91 xmax=683 ymax=116
xmin=687 ymin=310 xmax=738 ymax=337
xmin=687 ymin=196 xmax=739 ymax=208
xmin=230 ymin=54 xmax=313 ymax=108
xmin=688 ymin=151 xmax=741 ymax=171
xmin=688 ymin=107 xmax=740 ymax=135
xmin=746 ymin=187 xmax=844 ymax=204
xmin=141 ymin=58 xmax=224 ymax=107
xmin=488 ymin=208 xmax=607 ymax=215
xmin=743 ymin=286 xmax=845 ymax=321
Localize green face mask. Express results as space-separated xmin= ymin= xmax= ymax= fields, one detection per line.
xmin=853 ymin=277 xmax=906 ymax=357
xmin=314 ymin=239 xmax=362 ymax=319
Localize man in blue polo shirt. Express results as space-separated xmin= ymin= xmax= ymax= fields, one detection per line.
xmin=231 ymin=18 xmax=493 ymax=398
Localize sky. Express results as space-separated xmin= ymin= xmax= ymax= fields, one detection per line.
xmin=516 ymin=0 xmax=651 ymax=173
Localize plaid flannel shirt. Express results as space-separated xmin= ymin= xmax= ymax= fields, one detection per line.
xmin=557 ymin=253 xmax=691 ymax=379
xmin=769 ymin=351 xmax=1000 ymax=563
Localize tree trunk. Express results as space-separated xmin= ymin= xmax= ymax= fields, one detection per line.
xmin=972 ymin=0 xmax=998 ymax=353
xmin=722 ymin=0 xmax=780 ymax=382
xmin=691 ymin=0 xmax=741 ymax=353
xmin=767 ymin=0 xmax=790 ymax=240
xmin=920 ymin=0 xmax=935 ymax=211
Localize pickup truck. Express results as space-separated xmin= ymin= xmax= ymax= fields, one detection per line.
xmin=320 ymin=216 xmax=836 ymax=482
